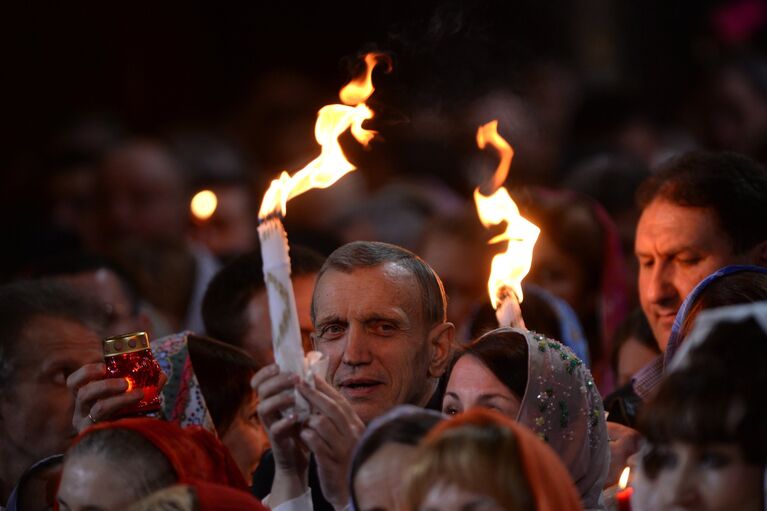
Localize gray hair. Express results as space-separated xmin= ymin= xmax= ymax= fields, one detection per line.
xmin=66 ymin=428 xmax=176 ymax=499
xmin=311 ymin=241 xmax=447 ymax=328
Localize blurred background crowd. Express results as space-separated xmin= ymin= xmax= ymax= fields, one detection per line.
xmin=3 ymin=1 xmax=767 ymax=509
xmin=5 ymin=0 xmax=767 ymax=346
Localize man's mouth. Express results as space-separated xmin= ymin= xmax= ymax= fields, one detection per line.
xmin=338 ymin=378 xmax=383 ymax=397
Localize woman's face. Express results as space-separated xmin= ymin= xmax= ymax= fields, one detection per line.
xmin=528 ymin=232 xmax=593 ymax=318
xmin=354 ymin=442 xmax=420 ymax=511
xmin=57 ymin=455 xmax=140 ymax=511
xmin=443 ymin=355 xmax=521 ymax=419
xmin=221 ymin=390 xmax=269 ymax=485
xmin=418 ymin=481 xmax=504 ymax=511
xmin=638 ymin=441 xmax=763 ymax=511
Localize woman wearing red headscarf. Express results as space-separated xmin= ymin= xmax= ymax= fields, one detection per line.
xmin=56 ymin=417 xmax=266 ymax=511
xmin=406 ymin=408 xmax=584 ymax=511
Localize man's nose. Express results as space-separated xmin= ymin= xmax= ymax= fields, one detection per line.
xmin=645 ymin=262 xmax=678 ymax=306
xmin=341 ymin=323 xmax=372 ymax=366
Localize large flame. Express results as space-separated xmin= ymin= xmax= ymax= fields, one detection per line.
xmin=259 ymin=53 xmax=389 ymax=219
xmin=474 ymin=120 xmax=540 ymax=307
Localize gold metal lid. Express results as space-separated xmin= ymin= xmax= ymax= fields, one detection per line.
xmin=103 ymin=331 xmax=150 ymax=357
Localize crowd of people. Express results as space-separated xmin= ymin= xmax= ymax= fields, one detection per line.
xmin=2 ymin=21 xmax=767 ymax=511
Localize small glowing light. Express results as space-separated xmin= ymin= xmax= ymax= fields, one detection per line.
xmin=619 ymin=466 xmax=631 ymax=489
xmin=191 ymin=190 xmax=218 ymax=221
xmin=125 ymin=377 xmax=135 ymax=392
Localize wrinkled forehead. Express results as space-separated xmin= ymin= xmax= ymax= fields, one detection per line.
xmin=312 ymin=263 xmax=423 ymax=323
xmin=14 ymin=315 xmax=102 ymax=366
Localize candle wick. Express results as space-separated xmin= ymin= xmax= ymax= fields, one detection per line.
xmin=258 ymin=211 xmax=285 ymax=225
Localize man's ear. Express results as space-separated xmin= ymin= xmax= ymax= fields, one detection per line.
xmin=427 ymin=322 xmax=455 ymax=378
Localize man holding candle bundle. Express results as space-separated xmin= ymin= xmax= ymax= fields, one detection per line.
xmin=252 ymin=241 xmax=454 ymax=510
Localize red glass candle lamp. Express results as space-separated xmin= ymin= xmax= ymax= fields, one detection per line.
xmin=616 ymin=466 xmax=633 ymax=511
xmin=104 ymin=332 xmax=162 ymax=416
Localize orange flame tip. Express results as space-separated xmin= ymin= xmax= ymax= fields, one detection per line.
xmin=339 ymin=52 xmax=391 ymax=106
xmin=474 ymin=120 xmax=540 ymax=307
xmin=476 ymin=120 xmax=514 ymax=193
xmin=259 ymin=53 xmax=387 ymax=219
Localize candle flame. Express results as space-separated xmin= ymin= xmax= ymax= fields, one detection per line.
xmin=258 ymin=53 xmax=389 ymax=219
xmin=619 ymin=466 xmax=631 ymax=489
xmin=125 ymin=377 xmax=134 ymax=393
xmin=474 ymin=120 xmax=540 ymax=307
xmin=339 ymin=52 xmax=391 ymax=106
xmin=190 ymin=190 xmax=218 ymax=221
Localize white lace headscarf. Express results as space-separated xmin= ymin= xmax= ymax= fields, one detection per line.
xmin=508 ymin=327 xmax=609 ymax=511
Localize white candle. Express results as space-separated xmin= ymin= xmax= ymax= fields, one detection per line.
xmin=495 ymin=289 xmax=526 ymax=329
xmin=258 ymin=214 xmax=310 ymax=418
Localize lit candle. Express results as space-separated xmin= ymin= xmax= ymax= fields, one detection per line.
xmin=256 ymin=53 xmax=389 ymax=418
xmin=473 ymin=121 xmax=539 ymax=328
xmin=616 ymin=466 xmax=633 ymax=511
xmin=258 ymin=214 xmax=310 ymax=417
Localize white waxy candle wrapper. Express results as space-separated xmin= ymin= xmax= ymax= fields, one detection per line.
xmin=258 ymin=217 xmax=310 ymax=419
xmin=496 ymin=289 xmax=526 ymax=329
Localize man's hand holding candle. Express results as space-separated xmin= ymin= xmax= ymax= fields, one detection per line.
xmin=297 ymin=374 xmax=365 ymax=510
xmin=253 ymin=363 xmax=364 ymax=510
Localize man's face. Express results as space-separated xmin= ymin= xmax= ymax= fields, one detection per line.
xmin=635 ymin=199 xmax=745 ymax=349
xmin=243 ymin=273 xmax=316 ymax=368
xmin=0 ymin=316 xmax=102 ymax=473
xmin=312 ymin=264 xmax=450 ymax=424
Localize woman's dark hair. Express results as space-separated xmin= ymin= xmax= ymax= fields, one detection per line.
xmin=349 ymin=408 xmax=443 ymax=510
xmin=637 ymin=151 xmax=767 ymax=254
xmin=679 ymin=271 xmax=767 ymax=341
xmin=187 ymin=335 xmax=258 ymax=435
xmin=66 ymin=428 xmax=177 ymax=498
xmin=639 ymin=317 xmax=767 ymax=478
xmin=447 ymin=329 xmax=529 ymax=400
xmin=610 ymin=308 xmax=658 ymax=377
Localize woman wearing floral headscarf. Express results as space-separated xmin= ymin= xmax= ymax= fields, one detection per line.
xmin=442 ymin=327 xmax=609 ymax=510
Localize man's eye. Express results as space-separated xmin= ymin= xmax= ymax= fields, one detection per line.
xmin=677 ymin=257 xmax=701 ymax=267
xmin=318 ymin=324 xmax=345 ymax=340
xmin=442 ymin=406 xmax=459 ymax=416
xmin=51 ymin=368 xmax=71 ymax=385
xmin=369 ymin=321 xmax=398 ymax=336
xmin=637 ymin=258 xmax=654 ymax=269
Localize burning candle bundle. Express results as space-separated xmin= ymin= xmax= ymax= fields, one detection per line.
xmin=473 ymin=120 xmax=540 ymax=327
xmin=257 ymin=53 xmax=389 ymax=418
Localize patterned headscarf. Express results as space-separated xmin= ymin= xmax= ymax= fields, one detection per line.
xmin=513 ymin=327 xmax=609 ymax=511
xmin=151 ymin=331 xmax=216 ymax=433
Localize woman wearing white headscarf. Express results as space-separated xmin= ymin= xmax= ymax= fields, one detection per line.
xmin=633 ymin=302 xmax=767 ymax=511
xmin=442 ymin=327 xmax=609 ymax=510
